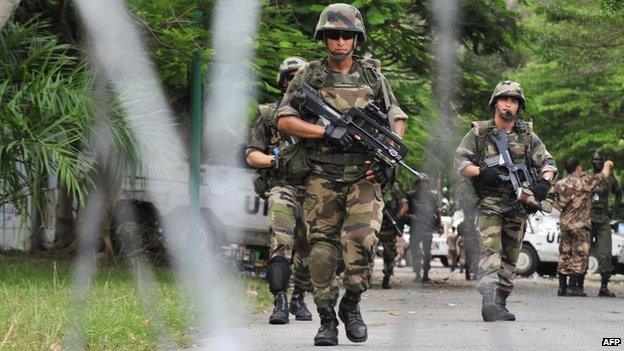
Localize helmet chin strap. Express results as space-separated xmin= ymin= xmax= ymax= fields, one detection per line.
xmin=500 ymin=112 xmax=516 ymax=121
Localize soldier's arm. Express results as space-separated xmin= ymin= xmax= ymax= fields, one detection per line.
xmin=378 ymin=74 xmax=408 ymax=138
xmin=583 ymin=160 xmax=613 ymax=191
xmin=454 ymin=128 xmax=480 ymax=178
xmin=275 ymin=73 xmax=326 ymax=139
xmin=529 ymin=132 xmax=557 ymax=182
xmin=552 ymin=181 xmax=566 ymax=211
xmin=245 ymin=117 xmax=273 ymax=168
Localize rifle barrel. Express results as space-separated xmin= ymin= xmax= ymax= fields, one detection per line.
xmin=398 ymin=160 xmax=421 ymax=177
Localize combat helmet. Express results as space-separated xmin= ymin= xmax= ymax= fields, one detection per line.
xmin=276 ymin=56 xmax=307 ymax=87
xmin=489 ymin=80 xmax=526 ymax=112
xmin=313 ymin=3 xmax=366 ymax=42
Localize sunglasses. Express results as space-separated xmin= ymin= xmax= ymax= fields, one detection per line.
xmin=324 ymin=31 xmax=356 ymax=41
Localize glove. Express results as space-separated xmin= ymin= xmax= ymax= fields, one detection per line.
xmin=533 ymin=178 xmax=551 ymax=202
xmin=324 ymin=124 xmax=354 ymax=150
xmin=477 ymin=167 xmax=502 ymax=185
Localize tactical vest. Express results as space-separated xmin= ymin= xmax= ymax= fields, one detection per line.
xmin=299 ymin=57 xmax=395 ymax=166
xmin=472 ymin=118 xmax=534 ymax=195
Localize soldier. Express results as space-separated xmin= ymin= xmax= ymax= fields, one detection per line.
xmin=454 ymin=80 xmax=558 ymax=322
xmin=276 ymin=3 xmax=408 ymax=346
xmin=406 ymin=176 xmax=443 ymax=282
xmin=246 ymin=56 xmax=313 ymax=324
xmin=590 ymin=152 xmax=622 ymax=297
xmin=554 ymin=157 xmax=614 ymax=296
xmin=378 ymin=182 xmax=408 ymax=289
xmin=455 ymin=177 xmax=481 ymax=280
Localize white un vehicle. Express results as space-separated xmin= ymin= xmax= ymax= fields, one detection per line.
xmin=517 ymin=211 xmax=624 ymax=276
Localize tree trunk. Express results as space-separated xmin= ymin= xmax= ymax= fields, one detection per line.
xmin=54 ymin=183 xmax=75 ymax=249
xmin=0 ymin=0 xmax=21 ymax=29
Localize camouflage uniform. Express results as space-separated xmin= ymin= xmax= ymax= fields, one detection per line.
xmin=455 ymin=177 xmax=481 ymax=278
xmin=590 ymin=172 xmax=622 ymax=274
xmin=408 ymin=189 xmax=442 ymax=279
xmin=378 ymin=183 xmax=407 ymax=278
xmin=276 ymin=58 xmax=407 ymax=308
xmin=246 ymin=103 xmax=312 ymax=293
xmin=554 ymin=172 xmax=607 ymax=275
xmin=454 ymin=119 xmax=557 ymax=293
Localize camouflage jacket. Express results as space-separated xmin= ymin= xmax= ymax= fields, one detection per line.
xmin=554 ymin=172 xmax=606 ymax=231
xmin=589 ymin=171 xmax=622 ymax=223
xmin=276 ymin=57 xmax=408 ymax=183
xmin=454 ymin=119 xmax=557 ymax=205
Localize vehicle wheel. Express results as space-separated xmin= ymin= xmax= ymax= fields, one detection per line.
xmin=586 ymin=255 xmax=599 ymax=274
xmin=440 ymin=256 xmax=449 ymax=267
xmin=164 ymin=208 xmax=225 ymax=255
xmin=516 ymin=243 xmax=539 ymax=277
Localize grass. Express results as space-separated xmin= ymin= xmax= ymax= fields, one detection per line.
xmin=0 ymin=253 xmax=272 ymax=350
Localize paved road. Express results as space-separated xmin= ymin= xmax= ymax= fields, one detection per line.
xmin=242 ymin=261 xmax=624 ymax=351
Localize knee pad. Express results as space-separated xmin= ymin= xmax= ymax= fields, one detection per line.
xmin=310 ymin=242 xmax=340 ymax=287
xmin=267 ymin=256 xmax=291 ymax=293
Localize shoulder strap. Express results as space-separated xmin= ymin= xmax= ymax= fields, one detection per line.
xmin=356 ymin=57 xmax=396 ymax=133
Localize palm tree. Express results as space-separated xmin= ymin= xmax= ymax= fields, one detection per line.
xmin=0 ymin=18 xmax=138 ymax=251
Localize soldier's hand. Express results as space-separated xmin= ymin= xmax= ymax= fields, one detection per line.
xmin=324 ymin=124 xmax=354 ymax=149
xmin=365 ymin=161 xmax=393 ymax=185
xmin=437 ymin=227 xmax=444 ymax=235
xmin=533 ymin=178 xmax=551 ymax=202
xmin=605 ymin=160 xmax=614 ymax=169
xmin=477 ymin=167 xmax=502 ymax=185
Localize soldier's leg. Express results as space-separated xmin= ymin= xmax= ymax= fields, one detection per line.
xmin=266 ymin=185 xmax=300 ymax=324
xmin=475 ymin=209 xmax=503 ymax=291
xmin=380 ymin=234 xmax=397 ymax=289
xmin=567 ymin=228 xmax=590 ymax=297
xmin=290 ymin=203 xmax=313 ymax=320
xmin=422 ymin=233 xmax=433 ymax=281
xmin=475 ymin=208 xmax=509 ymax=321
xmin=411 ymin=234 xmax=424 ymax=277
xmin=338 ymin=178 xmax=383 ymax=343
xmin=593 ymin=221 xmax=614 ymax=274
xmin=304 ymin=176 xmax=347 ymax=346
xmin=497 ymin=214 xmax=526 ymax=294
xmin=304 ymin=176 xmax=346 ymax=309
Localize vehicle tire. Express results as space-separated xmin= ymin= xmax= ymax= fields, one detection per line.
xmin=586 ymin=255 xmax=599 ymax=274
xmin=440 ymin=256 xmax=449 ymax=267
xmin=165 ymin=207 xmax=226 ymax=255
xmin=516 ymin=243 xmax=539 ymax=277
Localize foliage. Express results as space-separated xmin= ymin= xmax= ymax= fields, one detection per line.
xmin=0 ymin=254 xmax=271 ymax=350
xmin=512 ymin=0 xmax=624 ymax=170
xmin=0 ymin=19 xmax=94 ymax=211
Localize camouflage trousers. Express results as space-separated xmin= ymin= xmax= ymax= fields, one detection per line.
xmin=591 ymin=221 xmax=614 ymax=274
xmin=267 ymin=185 xmax=311 ymax=292
xmin=376 ymin=231 xmax=398 ymax=276
xmin=476 ymin=202 xmax=526 ymax=293
xmin=304 ymin=175 xmax=383 ymax=309
xmin=410 ymin=231 xmax=432 ymax=274
xmin=558 ymin=227 xmax=590 ymax=275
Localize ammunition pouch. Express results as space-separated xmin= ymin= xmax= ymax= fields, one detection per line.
xmin=278 ymin=142 xmax=310 ymax=185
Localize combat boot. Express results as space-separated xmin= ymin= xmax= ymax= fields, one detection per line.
xmin=598 ymin=273 xmax=616 ymax=297
xmin=290 ymin=288 xmax=313 ymax=321
xmin=382 ymin=274 xmax=392 ymax=289
xmin=269 ymin=291 xmax=289 ymax=324
xmin=494 ymin=289 xmax=516 ymax=321
xmin=557 ymin=274 xmax=568 ymax=296
xmin=338 ymin=290 xmax=368 ymax=342
xmin=314 ymin=307 xmax=339 ymax=346
xmin=478 ymin=285 xmax=504 ymax=322
xmin=421 ymin=269 xmax=431 ymax=283
xmin=566 ymin=275 xmax=587 ymax=297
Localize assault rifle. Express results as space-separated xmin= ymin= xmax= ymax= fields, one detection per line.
xmin=383 ymin=208 xmax=403 ymax=236
xmin=293 ymin=82 xmax=421 ymax=177
xmin=482 ymin=129 xmax=549 ymax=214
